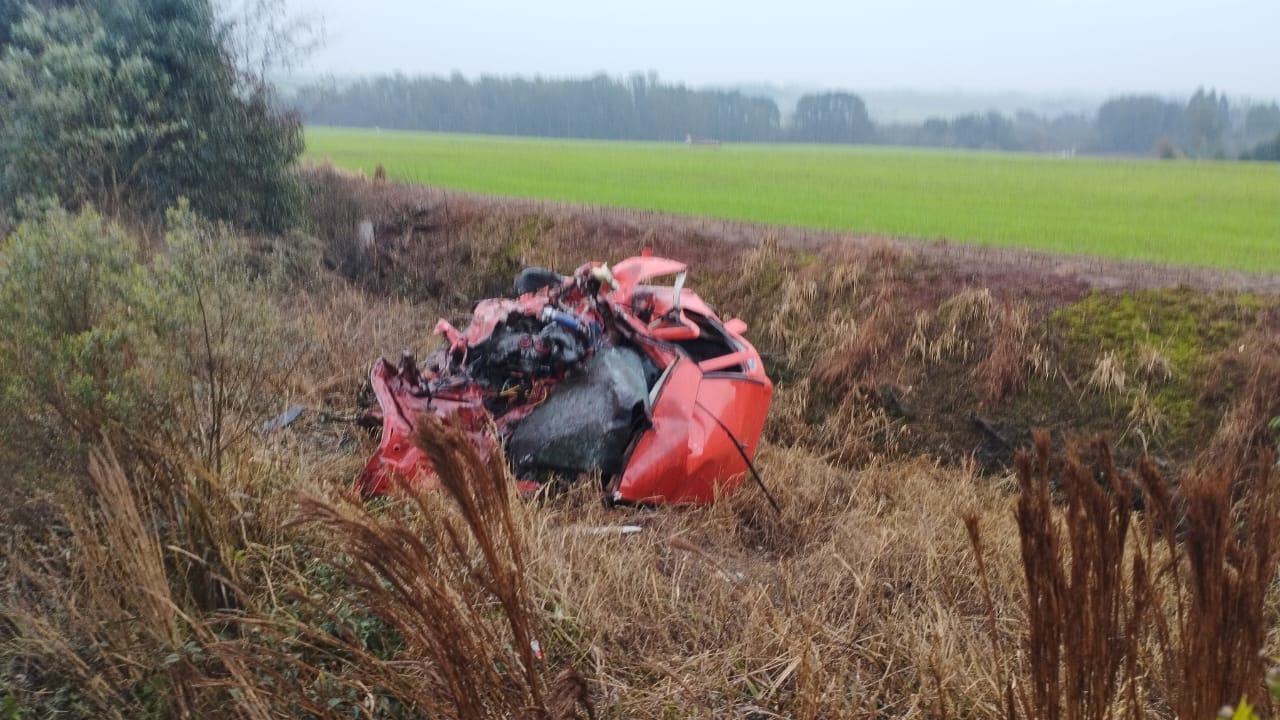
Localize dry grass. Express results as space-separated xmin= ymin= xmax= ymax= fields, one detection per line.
xmin=1001 ymin=434 xmax=1147 ymax=720
xmin=969 ymin=432 xmax=1280 ymax=720
xmin=1137 ymin=340 xmax=1174 ymax=383
xmin=4 ymin=179 xmax=1280 ymax=718
xmin=1087 ymin=350 xmax=1129 ymax=401
xmin=524 ymin=449 xmax=1024 ymax=718
xmin=0 ymin=435 xmax=333 ymax=717
xmin=928 ymin=288 xmax=998 ymax=364
xmin=1201 ymin=308 xmax=1280 ymax=475
xmin=218 ymin=414 xmax=596 ymax=719
xmin=2 ymin=446 xmax=194 ymax=716
xmin=1 ymin=389 xmax=1030 ymax=718
xmin=977 ymin=302 xmax=1050 ymax=405
xmin=1124 ymin=384 xmax=1171 ymax=448
xmin=903 ymin=290 xmax=1049 ymax=406
xmin=813 ymin=290 xmax=894 ymax=390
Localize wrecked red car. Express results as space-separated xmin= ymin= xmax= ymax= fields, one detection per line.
xmin=357 ymin=253 xmax=772 ymax=505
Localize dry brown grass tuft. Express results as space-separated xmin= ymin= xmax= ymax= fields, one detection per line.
xmin=1164 ymin=451 xmax=1280 ymax=719
xmin=199 ymin=412 xmax=596 ymax=719
xmin=813 ymin=290 xmax=894 ymax=390
xmin=1124 ymin=384 xmax=1170 ymax=448
xmin=901 ymin=291 xmax=1047 ymax=406
xmin=971 ymin=431 xmax=1280 ymax=720
xmin=977 ymin=302 xmax=1050 ymax=405
xmin=927 ymin=288 xmax=998 ymax=364
xmin=737 ymin=236 xmax=868 ymax=381
xmin=1136 ymin=340 xmax=1173 ymax=383
xmin=1200 ymin=308 xmax=1280 ymax=475
xmin=1007 ymin=433 xmax=1142 ymax=720
xmin=1087 ymin=350 xmax=1129 ymax=402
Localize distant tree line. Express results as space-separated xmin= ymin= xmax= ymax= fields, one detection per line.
xmin=1094 ymin=89 xmax=1261 ymax=158
xmin=1241 ymin=134 xmax=1280 ymax=161
xmin=295 ymin=73 xmax=783 ymax=142
xmin=296 ymin=73 xmax=1280 ymax=161
xmin=295 ymin=74 xmax=880 ymax=144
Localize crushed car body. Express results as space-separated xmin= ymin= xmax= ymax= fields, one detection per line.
xmin=357 ymin=253 xmax=772 ymax=505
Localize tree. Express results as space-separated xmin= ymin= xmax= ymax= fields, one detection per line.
xmin=0 ymin=6 xmax=167 ymax=219
xmin=951 ymin=112 xmax=1017 ymax=150
xmin=1182 ymin=87 xmax=1229 ymax=158
xmin=0 ymin=0 xmax=303 ymax=232
xmin=790 ymin=92 xmax=874 ymax=143
xmin=1244 ymin=103 xmax=1280 ymax=142
xmin=1241 ymin=133 xmax=1280 ymax=162
xmin=1094 ymin=95 xmax=1184 ymax=155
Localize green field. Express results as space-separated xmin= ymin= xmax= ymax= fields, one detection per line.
xmin=306 ymin=126 xmax=1280 ymax=272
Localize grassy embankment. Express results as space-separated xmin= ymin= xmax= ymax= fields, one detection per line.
xmin=306 ymin=126 xmax=1280 ymax=272
xmin=1 ymin=168 xmax=1278 ymax=718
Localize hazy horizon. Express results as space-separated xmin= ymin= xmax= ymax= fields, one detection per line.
xmin=282 ymin=0 xmax=1279 ymax=101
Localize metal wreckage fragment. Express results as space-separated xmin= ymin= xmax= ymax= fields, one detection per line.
xmin=357 ymin=253 xmax=773 ymax=505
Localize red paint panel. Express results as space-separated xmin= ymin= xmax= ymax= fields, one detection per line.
xmin=613 ymin=361 xmax=772 ymax=505
xmin=613 ymin=358 xmax=702 ymax=504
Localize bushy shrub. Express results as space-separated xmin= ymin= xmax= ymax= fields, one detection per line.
xmin=0 ymin=205 xmax=312 ymax=716
xmin=0 ymin=204 xmax=295 ymax=496
xmin=0 ymin=207 xmax=152 ymax=486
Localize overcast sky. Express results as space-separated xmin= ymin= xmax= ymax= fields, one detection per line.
xmin=283 ymin=0 xmax=1279 ymax=99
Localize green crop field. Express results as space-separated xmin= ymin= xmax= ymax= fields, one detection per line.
xmin=305 ymin=126 xmax=1280 ymax=272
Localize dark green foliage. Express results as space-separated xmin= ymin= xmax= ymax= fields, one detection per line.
xmin=0 ymin=206 xmax=324 ymax=719
xmin=0 ymin=205 xmax=294 ymax=489
xmin=907 ymin=111 xmax=1019 ymax=150
xmin=789 ymin=92 xmax=875 ymax=144
xmin=299 ymin=71 xmax=783 ymax=142
xmin=1094 ymin=95 xmax=1186 ymax=154
xmin=1092 ymin=88 xmax=1241 ymax=158
xmin=0 ymin=0 xmax=303 ymax=232
xmin=0 ymin=206 xmax=151 ymax=484
xmin=1183 ymin=87 xmax=1230 ymax=158
xmin=1244 ymin=103 xmax=1280 ymax=141
xmin=1242 ymin=133 xmax=1280 ymax=162
xmin=0 ymin=1 xmax=20 ymax=44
